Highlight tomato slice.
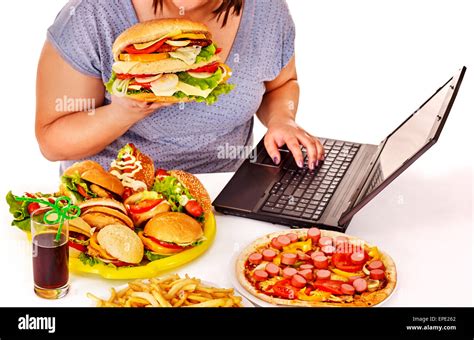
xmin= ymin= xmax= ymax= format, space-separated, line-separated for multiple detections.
xmin=27 ymin=203 xmax=40 ymax=215
xmin=128 ymin=199 xmax=163 ymax=214
xmin=124 ymin=38 xmax=169 ymax=54
xmin=314 ymin=280 xmax=344 ymax=295
xmin=155 ymin=168 xmax=169 ymax=178
xmin=185 ymin=200 xmax=203 ymax=217
xmin=117 ymin=73 xmax=153 ymax=80
xmin=215 ymin=47 xmax=222 ymax=54
xmin=68 ymin=241 xmax=86 ymax=253
xmin=76 ymin=185 xmax=91 ymax=199
xmin=272 ymin=279 xmax=297 ymax=299
xmin=129 ymin=81 xmax=152 ymax=89
xmin=190 ymin=62 xmax=219 ymax=73
xmin=332 ymin=252 xmax=364 ymax=272
xmin=148 ymin=236 xmax=184 ymax=250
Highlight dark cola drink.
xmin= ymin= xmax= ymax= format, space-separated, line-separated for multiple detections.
xmin=32 ymin=232 xmax=69 ymax=292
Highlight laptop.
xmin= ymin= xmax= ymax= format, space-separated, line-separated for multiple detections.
xmin=213 ymin=66 xmax=466 ymax=232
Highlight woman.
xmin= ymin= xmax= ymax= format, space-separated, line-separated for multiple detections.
xmin=36 ymin=0 xmax=324 ymax=173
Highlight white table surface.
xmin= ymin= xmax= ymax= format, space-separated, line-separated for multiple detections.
xmin=0 ymin=169 xmax=472 ymax=307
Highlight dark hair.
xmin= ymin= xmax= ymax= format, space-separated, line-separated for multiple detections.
xmin=152 ymin=0 xmax=242 ymax=27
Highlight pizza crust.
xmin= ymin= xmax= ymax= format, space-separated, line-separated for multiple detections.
xmin=236 ymin=229 xmax=397 ymax=307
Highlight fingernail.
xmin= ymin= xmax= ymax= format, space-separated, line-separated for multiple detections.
xmin=297 ymin=160 xmax=303 ymax=168
xmin=273 ymin=157 xmax=280 ymax=165
xmin=321 ymin=155 xmax=325 ymax=161
xmin=315 ymin=160 xmax=319 ymax=167
xmin=309 ymin=162 xmax=314 ymax=170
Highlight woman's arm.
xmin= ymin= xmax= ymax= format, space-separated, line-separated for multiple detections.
xmin=256 ymin=56 xmax=324 ymax=170
xmin=36 ymin=41 xmax=169 ymax=161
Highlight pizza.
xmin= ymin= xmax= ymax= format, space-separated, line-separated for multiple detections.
xmin=236 ymin=228 xmax=396 ymax=307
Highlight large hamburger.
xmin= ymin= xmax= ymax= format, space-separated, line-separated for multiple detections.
xmin=105 ymin=18 xmax=234 ymax=105
xmin=60 ymin=161 xmax=124 ymax=203
xmin=139 ymin=212 xmax=205 ymax=261
xmin=87 ymin=224 xmax=144 ymax=267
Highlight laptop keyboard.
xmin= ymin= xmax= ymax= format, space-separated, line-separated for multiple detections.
xmin=260 ymin=139 xmax=361 ymax=221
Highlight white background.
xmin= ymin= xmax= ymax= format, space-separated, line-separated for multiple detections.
xmin=0 ymin=0 xmax=472 ymax=306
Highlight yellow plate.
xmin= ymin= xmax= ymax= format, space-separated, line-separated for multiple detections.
xmin=69 ymin=213 xmax=216 ymax=279
xmin=27 ymin=213 xmax=216 ymax=280
xmin=26 ymin=213 xmax=216 ymax=280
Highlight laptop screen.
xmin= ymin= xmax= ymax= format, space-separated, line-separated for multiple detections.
xmin=349 ymin=68 xmax=465 ymax=214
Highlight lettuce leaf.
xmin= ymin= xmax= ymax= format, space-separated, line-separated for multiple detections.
xmin=105 ymin=71 xmax=117 ymax=94
xmin=79 ymin=252 xmax=99 ymax=266
xmin=5 ymin=191 xmax=31 ymax=232
xmin=153 ymin=176 xmax=192 ymax=213
xmin=173 ymin=83 xmax=235 ymax=105
xmin=145 ymin=250 xmax=169 ymax=262
xmin=195 ymin=44 xmax=217 ymax=64
xmin=61 ymin=174 xmax=96 ymax=200
xmin=177 ymin=68 xmax=222 ymax=90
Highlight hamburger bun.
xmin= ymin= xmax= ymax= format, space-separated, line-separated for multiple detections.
xmin=78 ymin=198 xmax=127 ymax=214
xmin=63 ymin=160 xmax=124 ymax=196
xmin=168 ymin=170 xmax=212 ymax=218
xmin=125 ymin=92 xmax=191 ymax=103
xmin=144 ymin=212 xmax=204 ymax=245
xmin=97 ymin=224 xmax=144 ymax=264
xmin=69 ymin=216 xmax=92 ymax=236
xmin=81 ymin=206 xmax=134 ymax=230
xmin=112 ymin=18 xmax=211 ymax=61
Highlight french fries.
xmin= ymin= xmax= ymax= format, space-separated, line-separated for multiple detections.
xmin=87 ymin=274 xmax=243 ymax=308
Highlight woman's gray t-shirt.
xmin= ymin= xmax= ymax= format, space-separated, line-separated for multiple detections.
xmin=48 ymin=0 xmax=295 ymax=173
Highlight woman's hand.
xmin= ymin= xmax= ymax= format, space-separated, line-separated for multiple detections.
xmin=110 ymin=95 xmax=174 ymax=123
xmin=264 ymin=117 xmax=325 ymax=170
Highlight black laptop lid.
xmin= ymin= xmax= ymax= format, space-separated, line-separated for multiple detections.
xmin=339 ymin=66 xmax=466 ymax=225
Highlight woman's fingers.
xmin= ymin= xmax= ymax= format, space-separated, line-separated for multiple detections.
xmin=316 ymin=138 xmax=325 ymax=160
xmin=286 ymin=137 xmax=304 ymax=168
xmin=264 ymin=134 xmax=281 ymax=165
xmin=298 ymin=133 xmax=318 ymax=170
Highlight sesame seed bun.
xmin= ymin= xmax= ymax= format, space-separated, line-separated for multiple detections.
xmin=97 ymin=224 xmax=144 ymax=264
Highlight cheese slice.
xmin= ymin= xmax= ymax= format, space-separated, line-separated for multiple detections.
xmin=175 ymin=82 xmax=214 ymax=98
xmin=132 ymin=30 xmax=182 ymax=50
xmin=112 ymin=61 xmax=139 ymax=74
xmin=150 ymin=87 xmax=178 ymax=97
xmin=128 ymin=85 xmax=143 ymax=90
